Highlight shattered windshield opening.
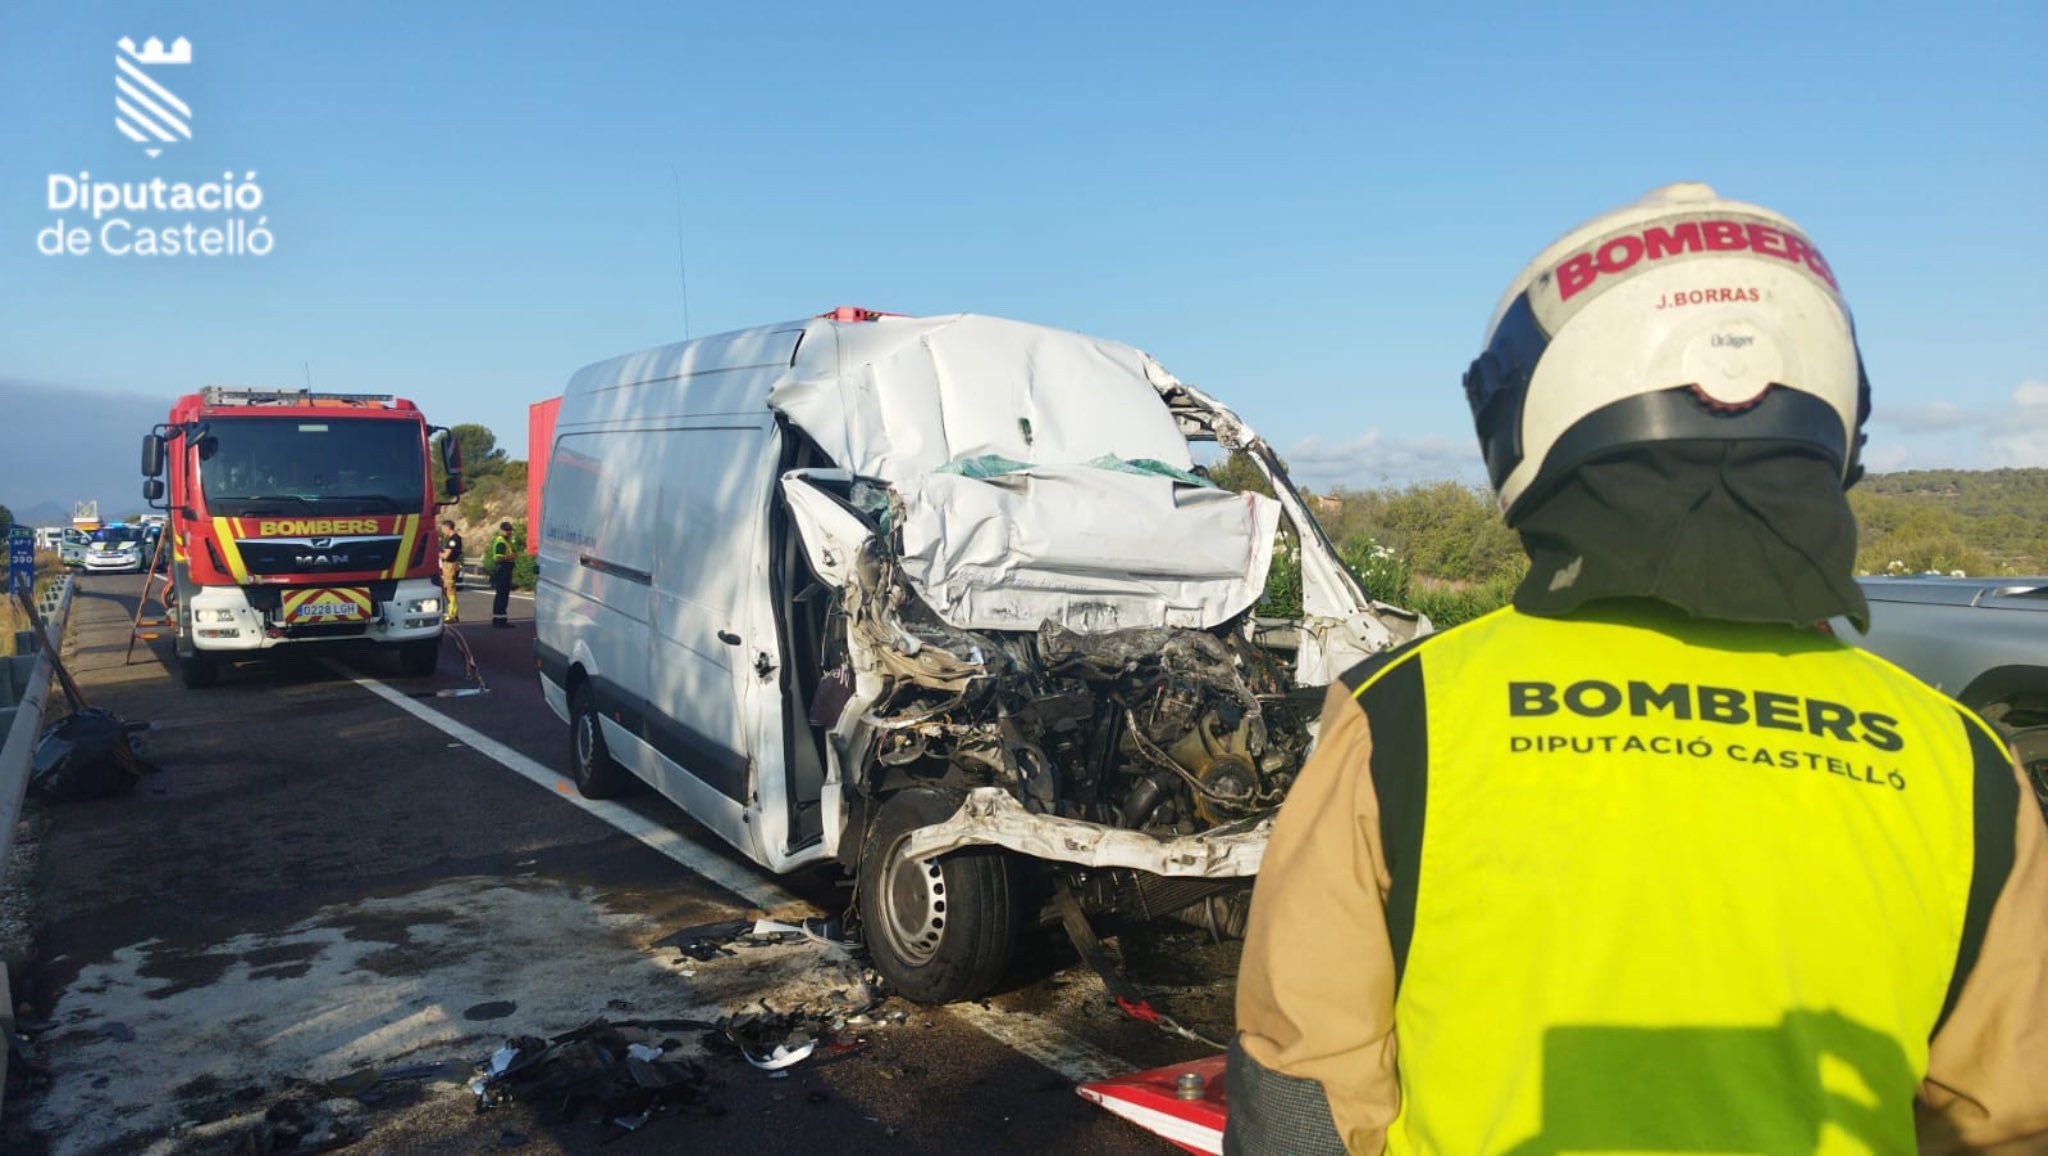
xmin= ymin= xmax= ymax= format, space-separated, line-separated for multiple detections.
xmin=197 ymin=416 xmax=425 ymax=517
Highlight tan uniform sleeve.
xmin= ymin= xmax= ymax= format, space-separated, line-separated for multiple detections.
xmin=1234 ymin=681 xmax=1400 ymax=1152
xmin=1916 ymin=761 xmax=2048 ymax=1154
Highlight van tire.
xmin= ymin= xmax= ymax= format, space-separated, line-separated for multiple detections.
xmin=858 ymin=788 xmax=1017 ymax=1004
xmin=569 ymin=683 xmax=636 ymax=799
xmin=180 ymin=655 xmax=218 ymax=689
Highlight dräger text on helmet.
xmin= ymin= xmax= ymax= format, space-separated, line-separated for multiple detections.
xmin=36 ymin=170 xmax=274 ymax=257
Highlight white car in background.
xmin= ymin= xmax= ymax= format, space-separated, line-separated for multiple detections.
xmin=82 ymin=527 xmax=146 ymax=574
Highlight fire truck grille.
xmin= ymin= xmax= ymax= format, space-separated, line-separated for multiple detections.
xmin=236 ymin=537 xmax=403 ymax=575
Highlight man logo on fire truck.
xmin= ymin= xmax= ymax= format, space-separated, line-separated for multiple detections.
xmin=141 ymin=387 xmax=465 ymax=688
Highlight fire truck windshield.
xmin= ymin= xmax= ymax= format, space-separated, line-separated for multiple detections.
xmin=197 ymin=417 xmax=425 ymax=517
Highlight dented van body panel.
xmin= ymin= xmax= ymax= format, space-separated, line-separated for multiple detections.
xmin=535 ymin=311 xmax=1428 ymax=993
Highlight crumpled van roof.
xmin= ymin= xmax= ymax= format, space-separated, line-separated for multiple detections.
xmin=564 ymin=312 xmax=1196 ymax=483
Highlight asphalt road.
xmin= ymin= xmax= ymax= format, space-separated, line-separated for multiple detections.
xmin=3 ymin=574 xmax=1234 ymax=1154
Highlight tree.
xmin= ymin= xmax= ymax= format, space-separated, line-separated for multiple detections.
xmin=432 ymin=423 xmax=510 ymax=493
xmin=0 ymin=502 xmax=12 ymax=533
xmin=1207 ymin=450 xmax=1276 ymax=497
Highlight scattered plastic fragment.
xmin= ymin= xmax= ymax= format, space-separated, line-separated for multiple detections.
xmin=742 ymin=1040 xmax=816 ymax=1072
xmin=655 ymin=918 xmax=753 ymax=960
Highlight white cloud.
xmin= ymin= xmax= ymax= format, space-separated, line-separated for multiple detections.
xmin=1873 ymin=399 xmax=1976 ymax=431
xmin=1282 ymin=429 xmax=1484 ymax=491
xmin=1863 ymin=379 xmax=2048 ymax=469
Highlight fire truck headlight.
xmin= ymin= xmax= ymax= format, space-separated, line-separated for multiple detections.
xmin=203 ymin=609 xmax=237 ymax=623
xmin=409 ymin=598 xmax=442 ymax=615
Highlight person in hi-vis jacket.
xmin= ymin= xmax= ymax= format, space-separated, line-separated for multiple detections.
xmin=1226 ymin=184 xmax=2048 ymax=1155
xmin=488 ymin=520 xmax=515 ymax=629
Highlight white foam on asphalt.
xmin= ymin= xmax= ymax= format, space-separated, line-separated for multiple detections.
xmin=328 ymin=661 xmax=1147 ymax=1089
xmin=35 ymin=875 xmax=872 ymax=1155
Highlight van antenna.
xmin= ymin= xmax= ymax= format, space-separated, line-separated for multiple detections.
xmin=670 ymin=165 xmax=693 ymax=341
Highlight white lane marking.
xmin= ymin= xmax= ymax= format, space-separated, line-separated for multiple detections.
xmin=326 ymin=659 xmax=1149 ymax=1086
xmin=946 ymin=1001 xmax=1132 ymax=1085
xmin=320 ymin=659 xmax=799 ymax=912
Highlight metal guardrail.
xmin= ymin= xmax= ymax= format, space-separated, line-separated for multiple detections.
xmin=0 ymin=574 xmax=75 ymax=1102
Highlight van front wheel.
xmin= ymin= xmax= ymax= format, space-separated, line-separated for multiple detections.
xmin=569 ymin=683 xmax=637 ymax=799
xmin=858 ymin=789 xmax=1017 ymax=1003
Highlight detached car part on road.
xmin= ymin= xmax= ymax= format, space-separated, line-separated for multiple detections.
xmin=1834 ymin=575 xmax=2048 ymax=813
xmin=534 ymin=309 xmax=1427 ymax=1001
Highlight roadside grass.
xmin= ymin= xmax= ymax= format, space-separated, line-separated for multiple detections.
xmin=0 ymin=597 xmax=21 ymax=657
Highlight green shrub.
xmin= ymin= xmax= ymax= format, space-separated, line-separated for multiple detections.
xmin=1256 ymin=537 xmax=1302 ymax=619
xmin=1405 ymin=566 xmax=1524 ymax=629
xmin=1340 ymin=537 xmax=1411 ymax=605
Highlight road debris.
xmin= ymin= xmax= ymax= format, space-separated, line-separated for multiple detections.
xmin=29 ymin=709 xmax=158 ymax=801
xmin=468 ymin=1016 xmax=719 ymax=1133
xmin=1078 ymin=1053 xmax=1229 ymax=1155
xmin=654 ymin=916 xmax=851 ymax=962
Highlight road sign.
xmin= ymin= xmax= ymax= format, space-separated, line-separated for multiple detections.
xmin=8 ymin=526 xmax=33 ymax=597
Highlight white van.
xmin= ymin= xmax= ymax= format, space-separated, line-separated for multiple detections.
xmin=536 ymin=309 xmax=1426 ymax=1001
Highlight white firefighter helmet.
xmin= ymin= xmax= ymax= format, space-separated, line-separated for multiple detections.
xmin=1465 ymin=182 xmax=1870 ymax=522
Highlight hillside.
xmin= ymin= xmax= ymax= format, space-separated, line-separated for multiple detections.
xmin=1259 ymin=463 xmax=2048 ymax=626
xmin=1850 ymin=468 xmax=2048 ymax=576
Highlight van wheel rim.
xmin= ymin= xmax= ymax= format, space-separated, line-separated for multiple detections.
xmin=575 ymin=712 xmax=596 ymax=773
xmin=875 ymin=835 xmax=946 ymax=966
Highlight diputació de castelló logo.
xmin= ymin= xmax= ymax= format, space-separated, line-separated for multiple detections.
xmin=37 ymin=35 xmax=275 ymax=258
xmin=115 ymin=36 xmax=192 ymax=158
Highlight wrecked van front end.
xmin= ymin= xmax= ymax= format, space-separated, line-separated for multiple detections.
xmin=769 ymin=314 xmax=1428 ymax=999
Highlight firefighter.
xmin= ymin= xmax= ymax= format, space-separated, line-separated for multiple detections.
xmin=439 ymin=518 xmax=464 ymax=623
xmin=489 ymin=520 xmax=515 ymax=629
xmin=1227 ymin=184 xmax=2048 ymax=1154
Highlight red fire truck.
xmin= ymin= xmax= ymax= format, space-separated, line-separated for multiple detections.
xmin=140 ymin=387 xmax=463 ymax=688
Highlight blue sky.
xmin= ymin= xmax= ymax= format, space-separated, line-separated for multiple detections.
xmin=2 ymin=2 xmax=2043 ymax=517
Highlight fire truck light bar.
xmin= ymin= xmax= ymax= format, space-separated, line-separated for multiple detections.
xmin=198 ymin=387 xmax=398 ymax=407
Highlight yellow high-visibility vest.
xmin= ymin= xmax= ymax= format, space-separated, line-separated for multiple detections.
xmin=1343 ymin=604 xmax=2016 ymax=1154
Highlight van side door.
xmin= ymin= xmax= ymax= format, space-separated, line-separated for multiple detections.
xmin=646 ymin=417 xmax=781 ymax=857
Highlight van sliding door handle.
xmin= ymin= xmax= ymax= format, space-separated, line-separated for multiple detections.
xmin=716 ymin=630 xmax=741 ymax=645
